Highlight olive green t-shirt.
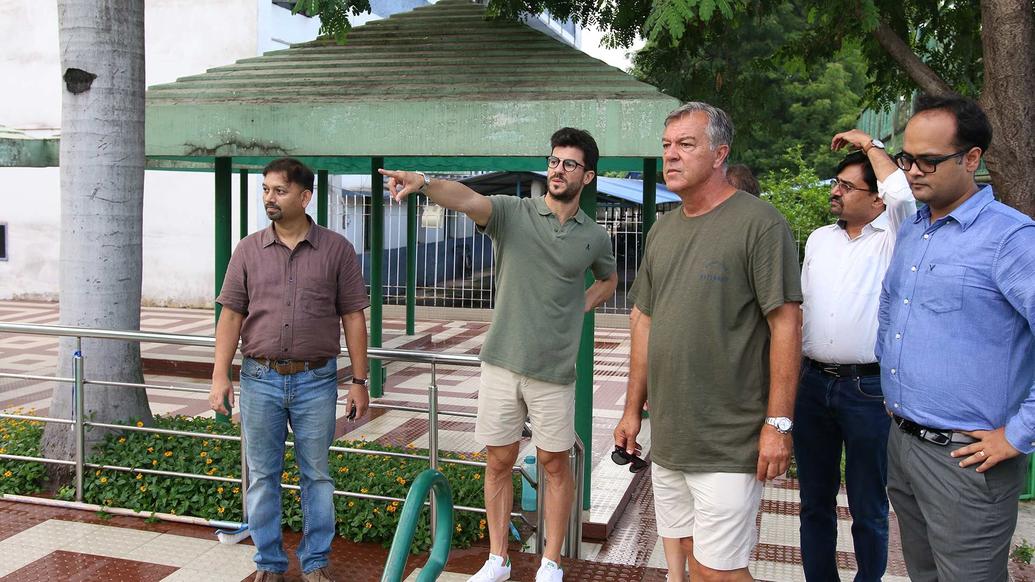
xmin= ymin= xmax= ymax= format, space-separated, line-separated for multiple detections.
xmin=479 ymin=195 xmax=616 ymax=384
xmin=629 ymin=191 xmax=802 ymax=473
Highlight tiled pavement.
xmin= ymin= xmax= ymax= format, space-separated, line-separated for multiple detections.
xmin=0 ymin=299 xmax=1029 ymax=580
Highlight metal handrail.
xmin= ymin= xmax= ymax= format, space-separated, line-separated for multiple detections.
xmin=0 ymin=321 xmax=583 ymax=555
xmin=380 ymin=469 xmax=454 ymax=582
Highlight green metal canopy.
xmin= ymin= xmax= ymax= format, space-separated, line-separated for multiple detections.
xmin=145 ymin=0 xmax=679 ymax=166
xmin=0 ymin=125 xmax=59 ymax=168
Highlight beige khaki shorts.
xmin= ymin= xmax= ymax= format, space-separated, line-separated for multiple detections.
xmin=474 ymin=362 xmax=576 ymax=452
xmin=651 ymin=463 xmax=764 ymax=571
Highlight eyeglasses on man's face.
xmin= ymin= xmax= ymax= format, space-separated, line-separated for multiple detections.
xmin=546 ymin=156 xmax=586 ymax=173
xmin=831 ymin=178 xmax=874 ymax=195
xmin=894 ymin=150 xmax=969 ymax=174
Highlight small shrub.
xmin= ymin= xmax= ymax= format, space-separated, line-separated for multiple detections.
xmin=1013 ymin=539 xmax=1035 ymax=565
xmin=0 ymin=412 xmax=46 ymax=494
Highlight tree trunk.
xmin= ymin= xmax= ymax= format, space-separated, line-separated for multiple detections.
xmin=979 ymin=0 xmax=1035 ymax=217
xmin=41 ymin=0 xmax=153 ymax=487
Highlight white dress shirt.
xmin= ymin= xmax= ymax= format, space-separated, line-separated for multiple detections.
xmin=801 ymin=170 xmax=917 ymax=364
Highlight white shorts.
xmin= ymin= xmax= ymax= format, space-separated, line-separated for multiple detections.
xmin=651 ymin=464 xmax=763 ymax=571
xmin=474 ymin=362 xmax=576 ymax=453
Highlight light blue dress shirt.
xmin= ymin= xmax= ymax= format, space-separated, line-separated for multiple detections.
xmin=877 ymin=186 xmax=1035 ymax=452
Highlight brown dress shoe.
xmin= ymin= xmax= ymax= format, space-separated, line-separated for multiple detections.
xmin=254 ymin=571 xmax=286 ymax=582
xmin=301 ymin=567 xmax=335 ymax=582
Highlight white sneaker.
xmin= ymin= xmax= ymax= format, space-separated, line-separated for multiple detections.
xmin=535 ymin=558 xmax=563 ymax=582
xmin=468 ymin=554 xmax=511 ymax=582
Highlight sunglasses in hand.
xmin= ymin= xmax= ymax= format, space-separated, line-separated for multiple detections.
xmin=611 ymin=446 xmax=649 ymax=473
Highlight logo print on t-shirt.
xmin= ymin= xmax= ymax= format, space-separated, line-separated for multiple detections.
xmin=699 ymin=259 xmax=730 ymax=283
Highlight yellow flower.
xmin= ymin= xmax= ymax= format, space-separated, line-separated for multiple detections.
xmin=387 ymin=505 xmax=397 ymax=513
xmin=136 ymin=421 xmax=144 ymax=427
xmin=373 ymin=508 xmax=379 ymax=514
xmin=117 ymin=437 xmax=126 ymax=444
xmin=336 ymin=454 xmax=343 ymax=459
xmin=217 ymin=487 xmax=224 ymax=494
xmin=147 ymin=447 xmax=154 ymax=453
xmin=95 ymin=470 xmax=101 ymax=476
xmin=105 ymin=498 xmax=113 ymax=506
xmin=202 ymin=440 xmax=209 ymax=447
xmin=367 ymin=472 xmax=375 ymax=478
xmin=136 ymin=474 xmax=143 ymax=480
xmin=392 ymin=501 xmax=400 ymax=507
xmin=2 ymin=471 xmax=11 ymax=478
xmin=207 ymin=468 xmax=218 ymax=475
xmin=364 ymin=522 xmax=372 ymax=529
xmin=199 ymin=451 xmax=207 ymax=458
xmin=151 ymin=460 xmax=158 ymax=466
xmin=282 ymin=471 xmax=290 ymax=480
xmin=217 ymin=506 xmax=225 ymax=514
xmin=206 ymin=458 xmax=213 ymax=465
xmin=348 ymin=501 xmax=355 ymax=508
xmin=338 ymin=467 xmax=348 ymax=473
xmin=232 ymin=487 xmax=240 ymax=494
xmin=455 ymin=524 xmax=462 ymax=533
xmin=139 ymin=485 xmax=147 ymax=493
xmin=479 ymin=532 xmax=485 ymax=539
xmin=473 ymin=473 xmax=481 ymax=480
xmin=100 ymin=477 xmax=108 ymax=484
xmin=360 ymin=488 xmax=369 ymax=494
xmin=163 ymin=451 xmax=173 ymax=457
xmin=396 ymin=477 xmax=406 ymax=486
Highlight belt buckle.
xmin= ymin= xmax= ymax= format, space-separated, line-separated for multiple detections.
xmin=821 ymin=364 xmax=840 ymax=377
xmin=920 ymin=428 xmax=951 ymax=446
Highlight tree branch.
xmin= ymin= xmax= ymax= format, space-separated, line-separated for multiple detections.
xmin=871 ymin=20 xmax=954 ymax=96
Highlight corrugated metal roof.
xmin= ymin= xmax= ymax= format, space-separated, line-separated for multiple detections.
xmin=145 ymin=0 xmax=678 ymax=160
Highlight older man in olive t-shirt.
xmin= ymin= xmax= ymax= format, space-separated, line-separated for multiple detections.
xmin=615 ymin=103 xmax=802 ymax=582
xmin=379 ymin=127 xmax=617 ymax=582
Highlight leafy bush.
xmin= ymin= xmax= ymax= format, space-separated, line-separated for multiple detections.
xmin=760 ymin=147 xmax=834 ymax=261
xmin=0 ymin=412 xmax=45 ymax=494
xmin=76 ymin=415 xmax=510 ymax=552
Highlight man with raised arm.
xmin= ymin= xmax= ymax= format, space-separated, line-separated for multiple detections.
xmin=379 ymin=127 xmax=617 ymax=582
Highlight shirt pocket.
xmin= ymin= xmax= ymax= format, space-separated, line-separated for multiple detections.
xmin=918 ymin=264 xmax=966 ymax=313
xmin=300 ymin=286 xmax=337 ymax=318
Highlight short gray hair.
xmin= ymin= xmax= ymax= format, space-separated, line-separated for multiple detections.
xmin=664 ymin=102 xmax=734 ymax=151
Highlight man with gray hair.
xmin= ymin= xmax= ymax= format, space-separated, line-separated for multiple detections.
xmin=614 ymin=102 xmax=802 ymax=582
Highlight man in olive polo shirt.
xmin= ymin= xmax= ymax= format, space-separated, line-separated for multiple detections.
xmin=379 ymin=128 xmax=617 ymax=582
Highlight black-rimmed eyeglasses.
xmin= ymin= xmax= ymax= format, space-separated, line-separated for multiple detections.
xmin=546 ymin=156 xmax=586 ymax=172
xmin=611 ymin=446 xmax=649 ymax=473
xmin=894 ymin=150 xmax=969 ymax=174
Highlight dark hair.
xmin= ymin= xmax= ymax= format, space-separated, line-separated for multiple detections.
xmin=835 ymin=151 xmax=877 ymax=192
xmin=726 ymin=164 xmax=760 ymax=195
xmin=550 ymin=127 xmax=599 ymax=172
xmin=263 ymin=157 xmax=315 ymax=192
xmin=914 ymin=94 xmax=992 ymax=153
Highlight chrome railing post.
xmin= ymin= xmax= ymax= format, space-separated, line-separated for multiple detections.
xmin=563 ymin=436 xmax=585 ymax=560
xmin=428 ymin=362 xmax=439 ymax=540
xmin=535 ymin=454 xmax=546 ymax=556
xmin=73 ymin=337 xmax=85 ymax=502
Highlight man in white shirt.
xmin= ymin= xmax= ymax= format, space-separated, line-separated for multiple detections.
xmin=793 ymin=130 xmax=916 ymax=581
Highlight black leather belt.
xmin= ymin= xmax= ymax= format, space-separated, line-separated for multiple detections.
xmin=805 ymin=357 xmax=880 ymax=378
xmin=253 ymin=358 xmax=328 ymax=375
xmin=893 ymin=414 xmax=978 ymax=446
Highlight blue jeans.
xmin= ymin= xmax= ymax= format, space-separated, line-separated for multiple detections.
xmin=240 ymin=357 xmax=338 ymax=574
xmin=792 ymin=365 xmax=890 ymax=582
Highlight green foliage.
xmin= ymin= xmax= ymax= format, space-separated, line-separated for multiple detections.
xmin=1013 ymin=538 xmax=1035 ymax=565
xmin=70 ymin=416 xmax=510 ymax=552
xmin=632 ymin=5 xmax=869 ymax=178
xmin=290 ymin=0 xmax=372 ymax=44
xmin=758 ymin=147 xmax=833 ymax=259
xmin=0 ymin=413 xmax=45 ymax=495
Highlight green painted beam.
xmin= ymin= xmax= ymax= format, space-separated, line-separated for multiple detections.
xmin=317 ymin=169 xmax=328 ymax=227
xmin=146 ymin=156 xmax=662 ymax=174
xmin=0 ymin=135 xmax=59 ymax=167
xmin=370 ymin=157 xmax=385 ymax=398
xmin=239 ymin=169 xmax=249 ymax=240
xmin=576 ymin=178 xmax=598 ymax=509
xmin=214 ymin=156 xmax=233 ymax=424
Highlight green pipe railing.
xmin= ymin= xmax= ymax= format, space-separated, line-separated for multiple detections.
xmin=381 ymin=469 xmax=455 ymax=582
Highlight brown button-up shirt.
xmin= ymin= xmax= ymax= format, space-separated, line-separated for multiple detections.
xmin=216 ymin=218 xmax=369 ymax=360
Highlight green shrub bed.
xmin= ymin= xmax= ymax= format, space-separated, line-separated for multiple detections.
xmin=70 ymin=415 xmax=510 ymax=551
xmin=0 ymin=411 xmax=45 ymax=495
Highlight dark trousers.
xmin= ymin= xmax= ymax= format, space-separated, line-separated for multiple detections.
xmin=888 ymin=424 xmax=1027 ymax=582
xmin=792 ymin=366 xmax=890 ymax=582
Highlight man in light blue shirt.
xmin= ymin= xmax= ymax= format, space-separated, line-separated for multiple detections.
xmin=878 ymin=94 xmax=1035 ymax=581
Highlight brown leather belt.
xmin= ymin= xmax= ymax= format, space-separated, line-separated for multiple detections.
xmin=253 ymin=358 xmax=328 ymax=375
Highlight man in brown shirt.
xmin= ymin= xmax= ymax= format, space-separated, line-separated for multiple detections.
xmin=208 ymin=158 xmax=369 ymax=582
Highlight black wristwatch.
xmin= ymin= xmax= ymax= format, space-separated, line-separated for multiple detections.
xmin=350 ymin=377 xmax=368 ymax=387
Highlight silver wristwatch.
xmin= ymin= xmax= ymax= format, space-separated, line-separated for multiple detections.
xmin=415 ymin=171 xmax=431 ymax=193
xmin=766 ymin=416 xmax=794 ymax=434
xmin=865 ymin=138 xmax=885 ymax=153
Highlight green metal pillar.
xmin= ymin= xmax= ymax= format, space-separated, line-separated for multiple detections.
xmin=317 ymin=169 xmax=329 ymax=227
xmin=405 ymin=194 xmax=417 ymax=335
xmin=214 ymin=156 xmax=233 ymax=423
xmin=370 ymin=158 xmax=385 ymax=397
xmin=642 ymin=158 xmax=657 ymax=239
xmin=576 ymin=177 xmax=597 ymax=509
xmin=238 ymin=169 xmax=249 ymax=240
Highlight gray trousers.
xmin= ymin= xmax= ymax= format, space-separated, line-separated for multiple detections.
xmin=887 ymin=425 xmax=1027 ymax=581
